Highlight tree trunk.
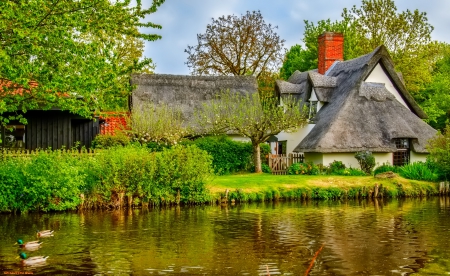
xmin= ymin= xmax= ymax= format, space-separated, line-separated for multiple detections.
xmin=253 ymin=142 xmax=262 ymax=173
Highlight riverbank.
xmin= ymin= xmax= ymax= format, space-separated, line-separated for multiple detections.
xmin=208 ymin=173 xmax=440 ymax=202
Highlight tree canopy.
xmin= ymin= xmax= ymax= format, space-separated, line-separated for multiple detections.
xmin=0 ymin=0 xmax=165 ymax=126
xmin=419 ymin=44 xmax=450 ymax=130
xmin=195 ymin=90 xmax=307 ymax=173
xmin=185 ymin=11 xmax=285 ymax=79
xmin=280 ymin=0 xmax=439 ymax=96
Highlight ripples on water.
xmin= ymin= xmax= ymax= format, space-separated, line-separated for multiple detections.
xmin=0 ymin=197 xmax=449 ymax=275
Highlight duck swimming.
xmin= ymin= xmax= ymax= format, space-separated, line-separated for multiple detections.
xmin=16 ymin=239 xmax=43 ymax=250
xmin=36 ymin=230 xmax=54 ymax=237
xmin=18 ymin=252 xmax=48 ymax=266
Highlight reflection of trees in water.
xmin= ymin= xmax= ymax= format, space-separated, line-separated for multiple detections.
xmin=1 ymin=199 xmax=449 ymax=274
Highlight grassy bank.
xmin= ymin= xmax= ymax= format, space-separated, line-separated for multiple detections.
xmin=207 ymin=173 xmax=439 ymax=202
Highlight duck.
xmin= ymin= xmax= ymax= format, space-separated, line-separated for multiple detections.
xmin=18 ymin=252 xmax=49 ymax=266
xmin=36 ymin=230 xmax=54 ymax=237
xmin=16 ymin=239 xmax=43 ymax=250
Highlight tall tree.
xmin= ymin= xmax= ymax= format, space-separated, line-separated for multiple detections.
xmin=0 ymin=0 xmax=164 ymax=126
xmin=419 ymin=44 xmax=450 ymax=130
xmin=280 ymin=18 xmax=361 ymax=80
xmin=280 ymin=0 xmax=439 ymax=96
xmin=195 ymin=91 xmax=307 ymax=173
xmin=185 ymin=11 xmax=285 ymax=79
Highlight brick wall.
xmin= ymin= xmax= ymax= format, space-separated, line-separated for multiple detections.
xmin=318 ymin=32 xmax=344 ymax=75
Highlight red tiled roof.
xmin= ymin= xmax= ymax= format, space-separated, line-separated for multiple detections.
xmin=0 ymin=80 xmax=38 ymax=96
xmin=100 ymin=112 xmax=129 ymax=135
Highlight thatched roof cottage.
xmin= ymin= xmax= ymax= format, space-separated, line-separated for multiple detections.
xmin=275 ymin=32 xmax=436 ymax=167
xmin=130 ymin=74 xmax=258 ymax=140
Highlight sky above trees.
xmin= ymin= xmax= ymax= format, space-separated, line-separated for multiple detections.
xmin=144 ymin=0 xmax=450 ymax=75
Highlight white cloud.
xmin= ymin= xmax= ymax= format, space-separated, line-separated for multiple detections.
xmin=144 ymin=0 xmax=450 ymax=75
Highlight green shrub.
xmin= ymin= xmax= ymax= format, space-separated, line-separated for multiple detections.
xmin=399 ymin=162 xmax=439 ymax=182
xmin=328 ymin=160 xmax=346 ymax=175
xmin=91 ymin=132 xmax=130 ymax=149
xmin=427 ymin=125 xmax=450 ymax=179
xmin=155 ymin=145 xmax=213 ymax=204
xmin=346 ymin=168 xmax=367 ymax=176
xmin=373 ymin=163 xmax=401 ymax=175
xmin=354 ymin=151 xmax=375 ymax=174
xmin=287 ymin=162 xmax=319 ymax=175
xmin=261 ymin=163 xmax=272 ymax=173
xmin=188 ymin=136 xmax=269 ymax=174
xmin=0 ymin=144 xmax=214 ymax=212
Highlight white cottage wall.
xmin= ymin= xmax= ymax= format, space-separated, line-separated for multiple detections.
xmin=365 ymin=63 xmax=409 ymax=109
xmin=276 ymin=124 xmax=316 ymax=154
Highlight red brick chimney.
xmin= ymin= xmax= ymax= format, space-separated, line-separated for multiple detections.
xmin=318 ymin=32 xmax=344 ymax=75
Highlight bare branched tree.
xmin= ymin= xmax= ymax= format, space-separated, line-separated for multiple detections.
xmin=185 ymin=11 xmax=285 ymax=79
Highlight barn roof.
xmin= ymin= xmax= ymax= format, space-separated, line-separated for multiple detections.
xmin=131 ymin=74 xmax=258 ymax=122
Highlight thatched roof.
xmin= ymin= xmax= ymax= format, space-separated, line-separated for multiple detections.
xmin=131 ymin=74 xmax=258 ymax=121
xmin=275 ymin=45 xmax=436 ymax=153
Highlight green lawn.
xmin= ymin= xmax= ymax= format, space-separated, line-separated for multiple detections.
xmin=207 ymin=173 xmax=438 ymax=198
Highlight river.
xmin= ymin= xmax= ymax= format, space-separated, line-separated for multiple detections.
xmin=1 ymin=197 xmax=449 ymax=275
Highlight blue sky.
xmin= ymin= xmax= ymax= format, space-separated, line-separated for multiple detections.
xmin=143 ymin=0 xmax=450 ymax=75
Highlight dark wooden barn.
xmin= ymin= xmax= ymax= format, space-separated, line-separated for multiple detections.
xmin=0 ymin=110 xmax=100 ymax=150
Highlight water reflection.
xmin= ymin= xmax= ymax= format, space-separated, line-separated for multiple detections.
xmin=0 ymin=198 xmax=449 ymax=275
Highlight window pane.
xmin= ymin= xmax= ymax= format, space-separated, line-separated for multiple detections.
xmin=3 ymin=125 xmax=26 ymax=149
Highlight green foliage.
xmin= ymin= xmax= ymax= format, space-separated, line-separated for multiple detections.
xmin=373 ymin=163 xmax=401 ymax=175
xmin=154 ymin=145 xmax=213 ymax=204
xmin=427 ymin=125 xmax=450 ymax=179
xmin=261 ymin=163 xmax=272 ymax=174
xmin=399 ymin=162 xmax=439 ymax=182
xmin=0 ymin=150 xmax=84 ymax=212
xmin=328 ymin=160 xmax=346 ymax=174
xmin=281 ymin=18 xmax=360 ymax=78
xmin=419 ymin=45 xmax=450 ymax=131
xmin=0 ymin=144 xmax=214 ymax=212
xmin=281 ymin=0 xmax=439 ymax=96
xmin=91 ymin=132 xmax=130 ymax=149
xmin=354 ymin=151 xmax=376 ymax=174
xmin=0 ymin=0 xmax=165 ymax=124
xmin=189 ymin=136 xmax=252 ymax=174
xmin=280 ymin=44 xmax=311 ymax=80
xmin=287 ymin=162 xmax=319 ymax=175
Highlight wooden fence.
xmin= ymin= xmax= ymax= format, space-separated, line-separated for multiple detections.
xmin=268 ymin=153 xmax=304 ymax=175
xmin=0 ymin=148 xmax=97 ymax=160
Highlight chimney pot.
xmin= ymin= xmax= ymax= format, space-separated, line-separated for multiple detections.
xmin=318 ymin=32 xmax=344 ymax=75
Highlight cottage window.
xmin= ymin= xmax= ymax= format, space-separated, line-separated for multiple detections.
xmin=393 ymin=138 xmax=410 ymax=166
xmin=1 ymin=124 xmax=26 ymax=149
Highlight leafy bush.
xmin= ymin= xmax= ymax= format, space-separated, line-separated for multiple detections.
xmin=154 ymin=145 xmax=213 ymax=204
xmin=188 ymin=136 xmax=269 ymax=174
xmin=287 ymin=162 xmax=319 ymax=175
xmin=354 ymin=151 xmax=376 ymax=174
xmin=399 ymin=162 xmax=439 ymax=181
xmin=261 ymin=163 xmax=272 ymax=173
xmin=91 ymin=132 xmax=130 ymax=149
xmin=328 ymin=160 xmax=346 ymax=175
xmin=373 ymin=163 xmax=400 ymax=175
xmin=427 ymin=125 xmax=450 ymax=179
xmin=0 ymin=144 xmax=214 ymax=212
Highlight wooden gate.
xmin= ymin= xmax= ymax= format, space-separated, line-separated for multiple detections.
xmin=268 ymin=153 xmax=304 ymax=175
